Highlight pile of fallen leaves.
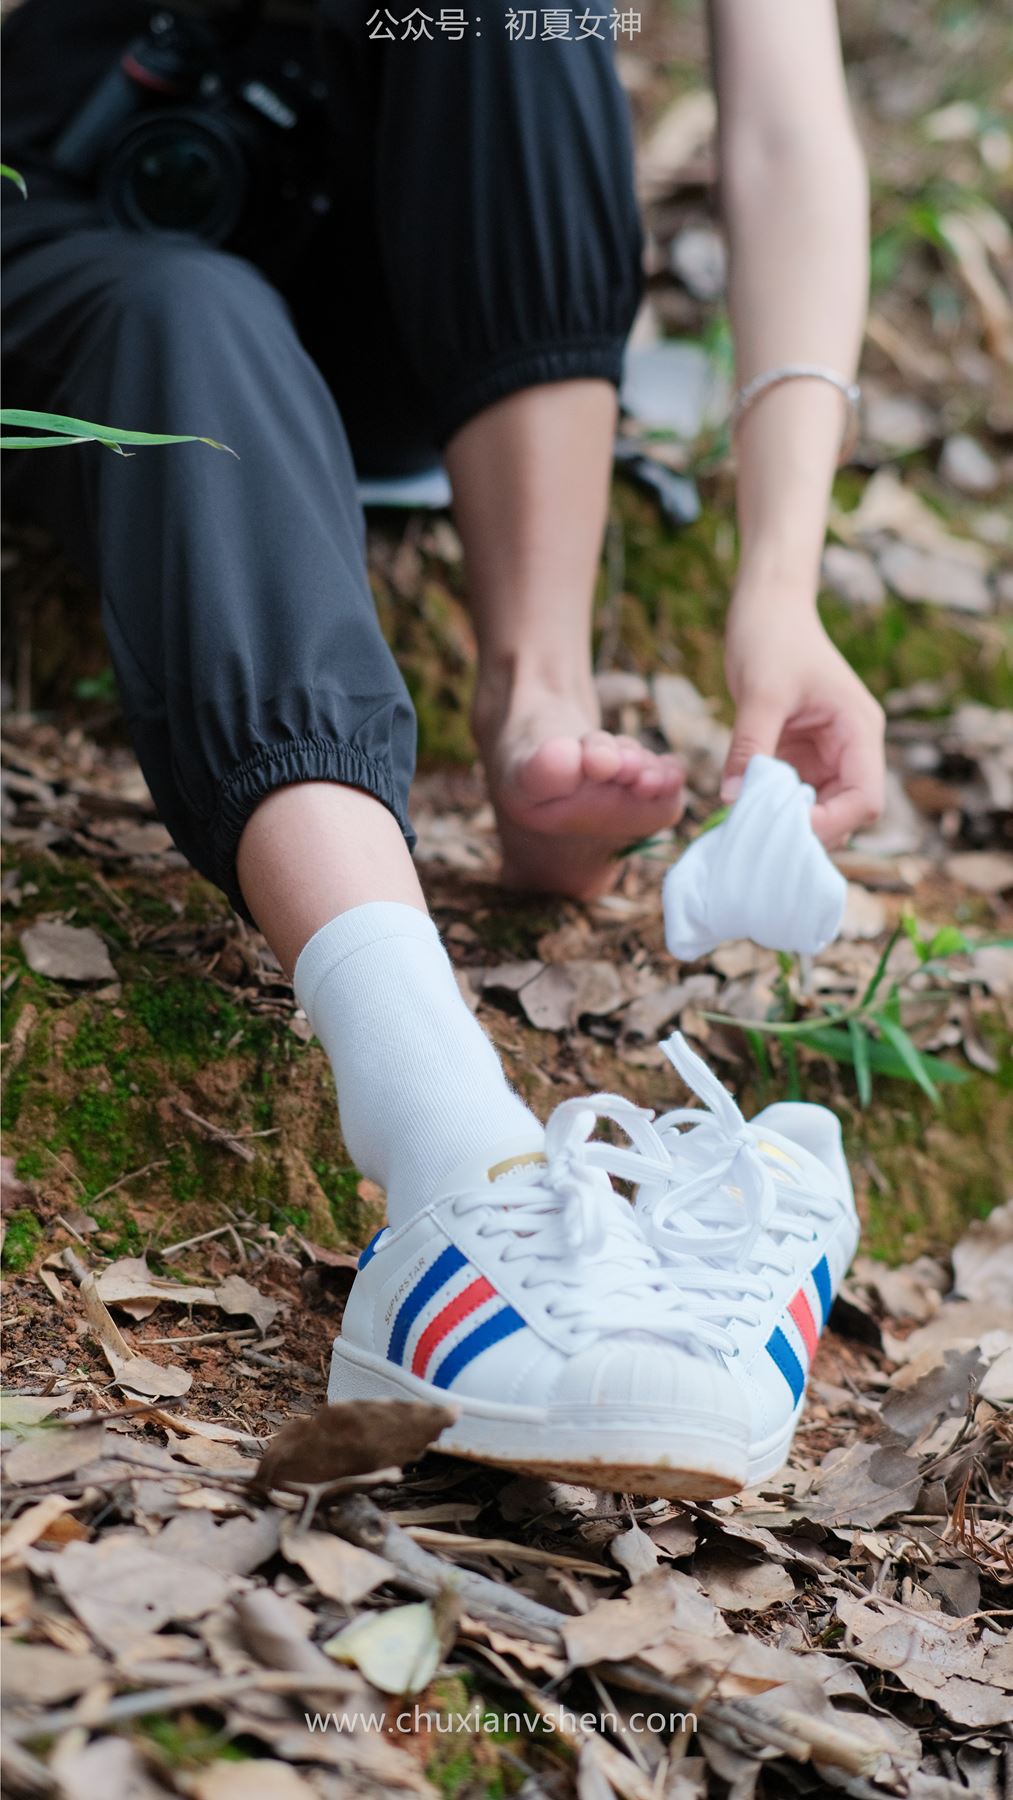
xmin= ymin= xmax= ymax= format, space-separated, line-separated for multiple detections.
xmin=1 ymin=1203 xmax=1011 ymax=1799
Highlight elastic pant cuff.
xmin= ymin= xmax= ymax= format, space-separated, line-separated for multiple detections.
xmin=209 ymin=736 xmax=416 ymax=921
xmin=435 ymin=336 xmax=625 ymax=446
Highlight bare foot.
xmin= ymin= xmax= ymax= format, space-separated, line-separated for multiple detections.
xmin=476 ymin=696 xmax=685 ymax=900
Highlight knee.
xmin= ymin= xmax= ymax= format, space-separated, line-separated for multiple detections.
xmin=102 ymin=238 xmax=283 ymax=340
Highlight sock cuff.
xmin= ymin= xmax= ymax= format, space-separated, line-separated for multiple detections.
xmin=293 ymin=903 xmax=441 ymax=1016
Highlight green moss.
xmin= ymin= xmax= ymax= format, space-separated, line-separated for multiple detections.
xmin=613 ymin=478 xmax=1011 ymax=714
xmin=1 ymin=1004 xmax=53 ymax=1131
xmin=1 ymin=1208 xmax=43 ymax=1273
xmin=311 ymin=1158 xmax=367 ymax=1237
xmin=423 ymin=1677 xmax=518 ymax=1800
xmin=129 ymin=978 xmax=254 ymax=1067
xmin=14 ymin=1150 xmax=46 ymax=1182
xmin=847 ymin=1069 xmax=1013 ymax=1264
xmin=61 ymin=1082 xmax=146 ymax=1190
xmin=137 ymin=1714 xmax=248 ymax=1769
xmin=472 ymin=903 xmax=562 ymax=960
xmin=64 ymin=1007 xmax=153 ymax=1098
xmin=820 ymin=595 xmax=1012 ymax=710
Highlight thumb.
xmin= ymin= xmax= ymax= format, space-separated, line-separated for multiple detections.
xmin=721 ymin=696 xmax=783 ymax=801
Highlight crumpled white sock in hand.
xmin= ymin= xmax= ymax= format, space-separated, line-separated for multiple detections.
xmin=662 ymin=754 xmax=847 ymax=960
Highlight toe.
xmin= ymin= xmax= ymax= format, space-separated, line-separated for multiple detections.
xmin=614 ymin=736 xmax=647 ymax=785
xmin=515 ymin=735 xmax=584 ymax=803
xmin=633 ymin=765 xmax=664 ymax=799
xmin=581 ymin=731 xmax=624 ymax=783
xmin=656 ymin=755 xmax=685 ymax=794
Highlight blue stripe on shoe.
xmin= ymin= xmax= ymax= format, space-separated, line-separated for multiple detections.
xmin=358 ymin=1228 xmax=386 ymax=1271
xmin=812 ymin=1254 xmax=833 ymax=1327
xmin=765 ymin=1325 xmax=805 ymax=1403
xmin=388 ymin=1245 xmax=467 ymax=1366
xmin=430 ymin=1304 xmax=526 ymax=1391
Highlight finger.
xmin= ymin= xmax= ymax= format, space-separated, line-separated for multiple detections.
xmin=810 ymin=785 xmax=872 ymax=847
xmin=721 ymin=696 xmax=784 ymax=802
xmin=811 ymin=729 xmax=885 ymax=848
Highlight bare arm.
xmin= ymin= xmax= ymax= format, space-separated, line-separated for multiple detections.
xmin=710 ymin=0 xmax=884 ymax=842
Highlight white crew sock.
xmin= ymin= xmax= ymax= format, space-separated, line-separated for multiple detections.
xmin=293 ymin=902 xmax=542 ymax=1227
xmin=663 ymin=755 xmax=847 ymax=961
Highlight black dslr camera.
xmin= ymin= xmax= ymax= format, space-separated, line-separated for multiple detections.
xmin=50 ymin=3 xmax=331 ymax=272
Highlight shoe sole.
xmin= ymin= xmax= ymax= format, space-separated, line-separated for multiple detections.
xmin=328 ymin=1339 xmax=747 ymax=1499
xmin=746 ymin=1417 xmax=798 ymax=1487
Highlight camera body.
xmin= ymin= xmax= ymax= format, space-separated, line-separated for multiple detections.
xmin=51 ymin=7 xmax=331 ymax=274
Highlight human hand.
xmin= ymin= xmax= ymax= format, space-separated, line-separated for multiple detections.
xmin=722 ymin=594 xmax=885 ymax=847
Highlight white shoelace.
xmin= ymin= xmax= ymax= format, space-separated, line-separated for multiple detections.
xmin=584 ymin=1034 xmax=840 ymax=1340
xmin=450 ymin=1094 xmax=735 ymax=1353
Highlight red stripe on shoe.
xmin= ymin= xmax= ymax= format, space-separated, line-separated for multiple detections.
xmin=411 ymin=1276 xmax=496 ymax=1378
xmin=787 ymin=1289 xmax=819 ymax=1364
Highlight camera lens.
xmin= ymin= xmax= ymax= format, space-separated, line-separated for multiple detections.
xmin=102 ymin=113 xmax=245 ymax=243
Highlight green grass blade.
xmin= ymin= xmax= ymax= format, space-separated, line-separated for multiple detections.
xmin=876 ymin=1014 xmax=940 ymax=1104
xmin=848 ymin=1018 xmax=873 ymax=1108
xmin=744 ymin=1028 xmax=772 ymax=1082
xmin=0 ymin=435 xmax=101 ymax=449
xmin=859 ymin=923 xmax=903 ymax=1009
xmin=0 ymin=164 xmax=28 ymax=198
xmin=797 ymin=1023 xmax=967 ymax=1086
xmin=783 ymin=1038 xmax=802 ymax=1100
xmin=0 ymin=409 xmax=236 ymax=455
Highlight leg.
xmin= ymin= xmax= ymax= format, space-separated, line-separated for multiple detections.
xmin=447 ymin=385 xmax=685 ymax=900
xmin=2 ymin=215 xmax=539 ymax=1224
xmin=351 ymin=13 xmax=684 ymax=897
xmin=2 ymin=220 xmax=418 ymax=906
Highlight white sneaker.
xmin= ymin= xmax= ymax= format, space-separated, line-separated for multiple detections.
xmin=329 ymin=1094 xmax=749 ymax=1498
xmin=588 ymin=1034 xmax=859 ymax=1485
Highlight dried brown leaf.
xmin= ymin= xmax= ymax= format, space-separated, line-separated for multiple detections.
xmin=80 ymin=1272 xmax=192 ymax=1398
xmin=50 ymin=1529 xmax=235 ymax=1651
xmin=517 ymin=960 xmax=627 ymax=1031
xmin=0 ymin=1640 xmax=107 ymax=1703
xmin=281 ymin=1521 xmax=394 ymax=1604
xmin=836 ymin=1593 xmax=1013 ymax=1727
xmin=693 ymin=1549 xmax=795 ymax=1614
xmin=564 ymin=1568 xmax=725 ymax=1668
xmin=803 ymin=1439 xmax=923 ymax=1528
xmin=193 ymin=1765 xmax=319 ymax=1800
xmin=4 ymin=1420 xmax=107 ymax=1485
xmin=608 ymin=1520 xmax=660 ymax=1581
xmin=49 ymin=1737 xmax=170 ymax=1800
xmin=254 ymin=1398 xmax=454 ymax=1491
xmin=0 ymin=1495 xmax=80 ymax=1567
xmin=952 ymin=1198 xmax=1013 ymax=1305
xmin=215 ymin=1271 xmax=282 ymax=1333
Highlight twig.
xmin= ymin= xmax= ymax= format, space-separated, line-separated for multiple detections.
xmin=241 ymin=1348 xmax=317 ymax=1379
xmin=4 ymin=1668 xmax=367 ymax=1743
xmin=43 ymin=1147 xmax=85 ymax=1192
xmin=54 ymin=1214 xmax=91 ymax=1245
xmin=160 ymin=1223 xmax=235 ymax=1259
xmin=2 ymin=1001 xmax=37 ymax=1087
xmin=59 ymin=1245 xmax=90 ymax=1284
xmin=145 ymin=1327 xmax=259 ymax=1347
xmin=331 ymin=1494 xmax=565 ymax=1646
xmin=88 ymin=1159 xmax=170 ymax=1207
xmin=173 ymin=1102 xmax=256 ymax=1164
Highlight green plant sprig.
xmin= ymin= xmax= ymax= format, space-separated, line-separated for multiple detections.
xmin=704 ymin=915 xmax=1009 ymax=1107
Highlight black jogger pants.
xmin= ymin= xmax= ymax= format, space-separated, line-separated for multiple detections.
xmin=2 ymin=0 xmax=643 ymax=916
